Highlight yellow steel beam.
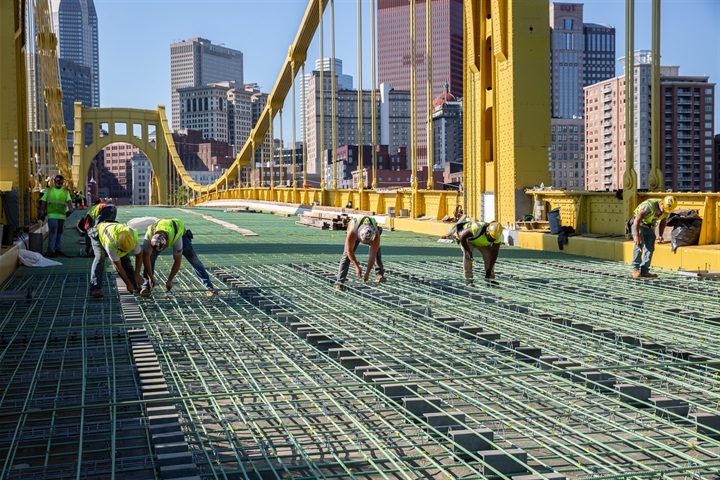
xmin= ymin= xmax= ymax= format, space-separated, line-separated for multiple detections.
xmin=463 ymin=0 xmax=551 ymax=226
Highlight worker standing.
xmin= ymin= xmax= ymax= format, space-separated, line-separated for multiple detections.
xmin=38 ymin=174 xmax=74 ymax=257
xmin=335 ymin=216 xmax=386 ymax=291
xmin=88 ymin=222 xmax=143 ymax=298
xmin=630 ymin=196 xmax=677 ymax=278
xmin=455 ymin=220 xmax=504 ymax=286
xmin=77 ymin=199 xmax=118 ymax=256
xmin=139 ymin=218 xmax=215 ymax=296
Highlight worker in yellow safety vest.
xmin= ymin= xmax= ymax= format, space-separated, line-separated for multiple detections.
xmin=139 ymin=218 xmax=215 ymax=297
xmin=77 ymin=199 xmax=118 ymax=256
xmin=88 ymin=222 xmax=143 ymax=298
xmin=630 ymin=196 xmax=677 ymax=279
xmin=456 ymin=221 xmax=504 ymax=286
xmin=38 ymin=174 xmax=74 ymax=257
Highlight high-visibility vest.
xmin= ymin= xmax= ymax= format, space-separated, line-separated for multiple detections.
xmin=41 ymin=187 xmax=70 ymax=219
xmin=98 ymin=223 xmax=137 ymax=258
xmin=634 ymin=199 xmax=668 ymax=226
xmin=353 ymin=216 xmax=377 ymax=235
xmin=148 ymin=219 xmax=185 ymax=247
xmin=463 ymin=221 xmax=501 ymax=247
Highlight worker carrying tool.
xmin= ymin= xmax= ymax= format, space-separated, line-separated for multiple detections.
xmin=454 ymin=220 xmax=503 ymax=286
xmin=629 ymin=195 xmax=677 ymax=279
xmin=335 ymin=216 xmax=386 ymax=291
xmin=139 ymin=218 xmax=215 ymax=297
xmin=88 ymin=222 xmax=143 ymax=298
xmin=77 ymin=199 xmax=117 ymax=256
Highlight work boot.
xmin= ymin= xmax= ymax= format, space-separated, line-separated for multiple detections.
xmin=45 ymin=251 xmax=56 ymax=258
xmin=375 ymin=275 xmax=387 ymax=283
xmin=335 ymin=283 xmax=345 ymax=292
xmin=632 ymin=270 xmax=641 ymax=279
xmin=89 ymin=290 xmax=104 ymax=298
xmin=640 ymin=272 xmax=658 ymax=278
xmin=206 ymin=288 xmax=216 ymax=297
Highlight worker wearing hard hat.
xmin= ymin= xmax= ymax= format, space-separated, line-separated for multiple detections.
xmin=335 ymin=216 xmax=386 ymax=291
xmin=77 ymin=199 xmax=117 ymax=256
xmin=455 ymin=220 xmax=504 ymax=286
xmin=88 ymin=222 xmax=143 ymax=298
xmin=630 ymin=195 xmax=677 ymax=279
xmin=38 ymin=174 xmax=74 ymax=257
xmin=139 ymin=218 xmax=215 ymax=297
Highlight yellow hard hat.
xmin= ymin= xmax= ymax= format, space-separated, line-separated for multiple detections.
xmin=662 ymin=196 xmax=677 ymax=212
xmin=486 ymin=221 xmax=504 ymax=241
xmin=116 ymin=230 xmax=135 ymax=252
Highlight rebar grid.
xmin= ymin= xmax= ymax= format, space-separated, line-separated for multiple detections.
xmin=127 ymin=258 xmax=720 ymax=479
xmin=0 ymin=273 xmax=155 ymax=480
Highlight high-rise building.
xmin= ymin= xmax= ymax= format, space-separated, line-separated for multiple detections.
xmin=379 ymin=83 xmax=411 ymax=157
xmin=304 ymin=71 xmax=377 ymax=175
xmin=170 ymin=37 xmax=244 ymax=131
xmin=178 ymin=81 xmax=269 ymax=162
xmin=584 ymin=51 xmax=715 ymax=192
xmin=131 ymin=153 xmax=151 ymax=206
xmin=301 ymin=58 xmax=353 ymax=141
xmin=49 ymin=0 xmax=99 ymax=141
xmin=431 ymin=83 xmax=463 ymax=171
xmin=549 ymin=2 xmax=615 ymax=190
xmin=377 ymin=0 xmax=464 ymax=168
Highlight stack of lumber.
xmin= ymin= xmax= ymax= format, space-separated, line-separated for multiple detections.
xmin=296 ymin=211 xmax=350 ymax=230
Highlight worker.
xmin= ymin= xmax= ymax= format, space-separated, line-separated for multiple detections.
xmin=88 ymin=222 xmax=143 ymax=298
xmin=77 ymin=199 xmax=118 ymax=256
xmin=630 ymin=195 xmax=677 ymax=278
xmin=38 ymin=174 xmax=74 ymax=257
xmin=455 ymin=220 xmax=504 ymax=286
xmin=335 ymin=216 xmax=386 ymax=291
xmin=139 ymin=218 xmax=215 ymax=297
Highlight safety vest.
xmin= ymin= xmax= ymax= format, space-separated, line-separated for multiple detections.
xmin=149 ymin=219 xmax=185 ymax=246
xmin=634 ymin=199 xmax=668 ymax=226
xmin=42 ymin=187 xmax=70 ymax=219
xmin=88 ymin=203 xmax=107 ymax=220
xmin=97 ymin=223 xmax=137 ymax=258
xmin=463 ymin=221 xmax=501 ymax=247
xmin=353 ymin=216 xmax=377 ymax=234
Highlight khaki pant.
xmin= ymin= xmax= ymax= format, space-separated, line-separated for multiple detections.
xmin=462 ymin=244 xmax=496 ymax=280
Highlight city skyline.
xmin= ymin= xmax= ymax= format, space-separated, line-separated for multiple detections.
xmin=94 ymin=0 xmax=719 ymax=135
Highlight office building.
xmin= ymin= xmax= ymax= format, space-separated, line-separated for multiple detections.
xmin=131 ymin=153 xmax=151 ymax=206
xmin=549 ymin=2 xmax=616 ymax=189
xmin=584 ymin=51 xmax=715 ymax=192
xmin=432 ymin=83 xmax=463 ymax=171
xmin=170 ymin=37 xmax=244 ymax=131
xmin=377 ymin=0 xmax=464 ymax=168
xmin=49 ymin=0 xmax=99 ymax=143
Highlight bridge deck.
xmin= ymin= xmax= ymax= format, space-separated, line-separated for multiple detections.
xmin=1 ymin=206 xmax=719 ymax=479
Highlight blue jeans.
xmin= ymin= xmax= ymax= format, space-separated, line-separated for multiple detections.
xmin=47 ymin=218 xmax=65 ymax=253
xmin=142 ymin=235 xmax=213 ymax=290
xmin=632 ymin=224 xmax=656 ymax=274
xmin=89 ymin=235 xmax=137 ymax=293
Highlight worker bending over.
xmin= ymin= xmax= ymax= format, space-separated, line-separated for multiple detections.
xmin=78 ymin=199 xmax=117 ymax=256
xmin=630 ymin=195 xmax=677 ymax=278
xmin=455 ymin=220 xmax=503 ymax=286
xmin=139 ymin=218 xmax=215 ymax=297
xmin=88 ymin=222 xmax=142 ymax=298
xmin=336 ymin=216 xmax=386 ymax=291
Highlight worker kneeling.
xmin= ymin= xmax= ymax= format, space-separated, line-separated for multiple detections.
xmin=139 ymin=218 xmax=215 ymax=297
xmin=335 ymin=216 xmax=386 ymax=291
xmin=88 ymin=222 xmax=143 ymax=298
xmin=455 ymin=220 xmax=503 ymax=286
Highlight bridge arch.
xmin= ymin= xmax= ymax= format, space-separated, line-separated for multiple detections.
xmin=71 ymin=103 xmax=197 ymax=204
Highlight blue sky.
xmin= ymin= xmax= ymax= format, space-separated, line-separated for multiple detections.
xmin=95 ymin=0 xmax=720 ymax=133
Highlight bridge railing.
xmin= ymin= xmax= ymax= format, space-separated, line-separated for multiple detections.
xmin=530 ymin=190 xmax=720 ymax=245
